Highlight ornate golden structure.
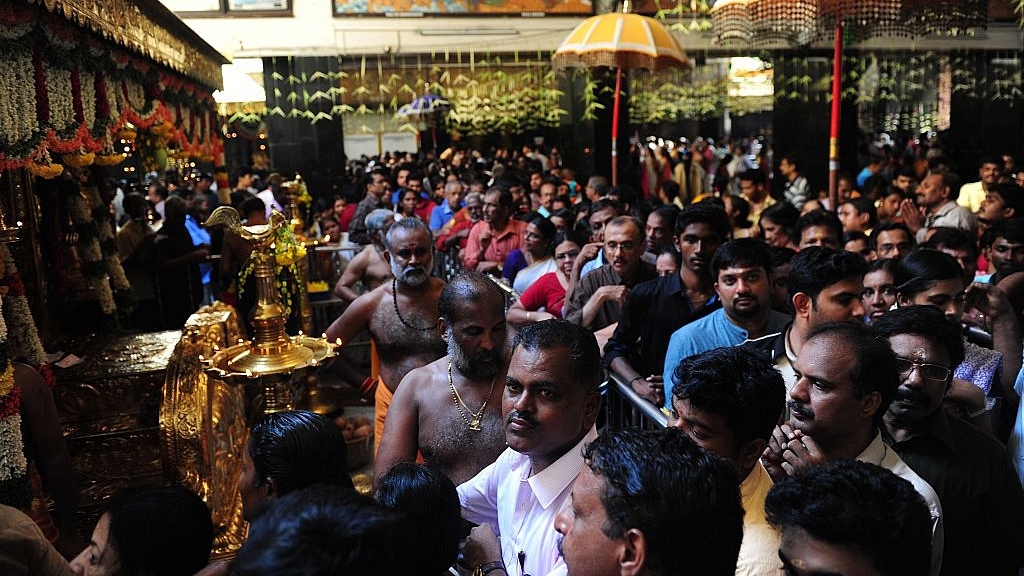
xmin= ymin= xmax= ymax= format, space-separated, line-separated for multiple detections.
xmin=161 ymin=205 xmax=341 ymax=558
xmin=201 ymin=206 xmax=338 ymax=415
xmin=159 ymin=302 xmax=249 ymax=558
xmin=54 ymin=331 xmax=181 ymax=530
xmin=24 ymin=0 xmax=226 ymax=89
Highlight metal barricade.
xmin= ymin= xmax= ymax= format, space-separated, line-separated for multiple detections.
xmin=603 ymin=371 xmax=668 ymax=430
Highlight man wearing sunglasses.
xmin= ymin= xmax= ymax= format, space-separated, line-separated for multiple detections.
xmin=873 ymin=306 xmax=1024 ymax=576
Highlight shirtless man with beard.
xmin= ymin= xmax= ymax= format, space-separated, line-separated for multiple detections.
xmin=334 ymin=208 xmax=394 ymax=302
xmin=374 ymin=272 xmax=509 ymax=485
xmin=326 ymin=218 xmax=446 ymax=451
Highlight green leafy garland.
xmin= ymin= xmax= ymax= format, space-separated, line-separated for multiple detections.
xmin=236 ymin=225 xmax=306 ymax=316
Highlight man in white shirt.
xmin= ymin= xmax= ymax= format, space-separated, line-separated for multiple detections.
xmin=901 ymin=170 xmax=977 ymax=243
xmin=459 ymin=320 xmax=602 ymax=576
xmin=762 ymin=322 xmax=944 ymax=576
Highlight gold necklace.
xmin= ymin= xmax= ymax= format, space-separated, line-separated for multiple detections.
xmin=448 ymin=361 xmax=495 ymax=432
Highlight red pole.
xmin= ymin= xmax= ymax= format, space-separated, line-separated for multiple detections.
xmin=828 ymin=18 xmax=843 ymax=213
xmin=611 ymin=66 xmax=623 ymax=186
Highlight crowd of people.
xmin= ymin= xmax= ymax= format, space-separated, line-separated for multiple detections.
xmin=14 ymin=134 xmax=1024 ymax=576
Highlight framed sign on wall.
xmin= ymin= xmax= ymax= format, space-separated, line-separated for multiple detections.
xmin=331 ymin=0 xmax=592 ymax=17
xmin=162 ymin=0 xmax=291 ymax=15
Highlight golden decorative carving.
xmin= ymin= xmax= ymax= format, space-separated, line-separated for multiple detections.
xmin=160 ymin=302 xmax=250 ymax=559
xmin=70 ymin=431 xmax=163 ymax=503
xmin=202 ymin=207 xmax=338 ymax=415
xmin=23 ymin=0 xmax=227 ymax=90
xmin=54 ymin=331 xmax=180 ymax=438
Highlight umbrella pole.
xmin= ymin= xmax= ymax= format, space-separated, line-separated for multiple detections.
xmin=611 ymin=66 xmax=623 ymax=186
xmin=828 ymin=18 xmax=844 ymax=213
xmin=432 ymin=111 xmax=439 ymax=152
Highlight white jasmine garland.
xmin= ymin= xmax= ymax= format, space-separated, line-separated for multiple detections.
xmin=103 ymin=76 xmax=121 ymax=122
xmin=0 ymin=22 xmax=32 ymax=41
xmin=84 ymin=186 xmax=130 ymax=292
xmin=0 ymin=416 xmax=28 ymax=482
xmin=47 ymin=65 xmax=75 ymax=133
xmin=0 ymin=291 xmax=28 ymax=492
xmin=66 ymin=186 xmax=116 ymax=314
xmin=3 ymin=296 xmax=46 ymax=366
xmin=80 ymin=71 xmax=96 ymax=132
xmin=125 ymin=80 xmax=145 ymax=112
xmin=0 ymin=50 xmax=38 ymax=148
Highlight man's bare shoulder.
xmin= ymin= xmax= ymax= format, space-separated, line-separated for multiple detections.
xmin=427 ymin=276 xmax=446 ymax=292
xmin=399 ymin=356 xmax=449 ymax=398
xmin=347 ymin=245 xmax=372 ymax=266
xmin=411 ymin=277 xmax=447 ymax=304
xmin=402 ymin=356 xmax=448 ymax=382
xmin=354 ymin=279 xmax=392 ymax=303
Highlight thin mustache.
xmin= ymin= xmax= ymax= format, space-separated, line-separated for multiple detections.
xmin=787 ymin=400 xmax=812 ymax=418
xmin=507 ymin=410 xmax=537 ymax=427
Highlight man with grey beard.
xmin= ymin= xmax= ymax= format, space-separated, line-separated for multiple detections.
xmin=327 ymin=218 xmax=447 ymax=453
xmin=374 ymin=272 xmax=509 ymax=485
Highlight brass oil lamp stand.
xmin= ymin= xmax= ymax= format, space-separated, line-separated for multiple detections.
xmin=201 ymin=206 xmax=338 ymax=418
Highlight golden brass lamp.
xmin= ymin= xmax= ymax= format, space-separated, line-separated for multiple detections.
xmin=201 ymin=206 xmax=338 ymax=416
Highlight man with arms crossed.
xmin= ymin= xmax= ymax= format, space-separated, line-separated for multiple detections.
xmin=763 ymin=322 xmax=944 ymax=575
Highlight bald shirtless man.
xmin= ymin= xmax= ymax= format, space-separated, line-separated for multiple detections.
xmin=375 ymin=272 xmax=509 ymax=485
xmin=326 ymin=218 xmax=446 ymax=451
xmin=334 ymin=208 xmax=394 ymax=302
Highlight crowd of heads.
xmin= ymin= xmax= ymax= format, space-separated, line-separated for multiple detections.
xmin=82 ymin=137 xmax=1024 ymax=576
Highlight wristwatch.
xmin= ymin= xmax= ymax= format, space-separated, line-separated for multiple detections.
xmin=472 ymin=561 xmax=506 ymax=576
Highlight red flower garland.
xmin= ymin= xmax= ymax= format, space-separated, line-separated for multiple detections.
xmin=0 ymin=385 xmax=20 ymax=420
xmin=0 ymin=274 xmax=26 ymax=298
xmin=94 ymin=70 xmax=110 ymax=126
xmin=36 ymin=364 xmax=54 ymax=390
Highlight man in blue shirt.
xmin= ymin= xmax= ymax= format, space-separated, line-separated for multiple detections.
xmin=663 ymin=238 xmax=790 ymax=411
xmin=428 ymin=181 xmax=465 ymax=234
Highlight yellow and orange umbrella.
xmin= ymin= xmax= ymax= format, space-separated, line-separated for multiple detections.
xmin=553 ymin=1 xmax=690 ymax=185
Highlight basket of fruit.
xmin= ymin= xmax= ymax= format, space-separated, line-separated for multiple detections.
xmin=334 ymin=414 xmax=373 ymax=470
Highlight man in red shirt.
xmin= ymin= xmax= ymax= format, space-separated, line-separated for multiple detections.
xmin=463 ymin=188 xmax=527 ymax=274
